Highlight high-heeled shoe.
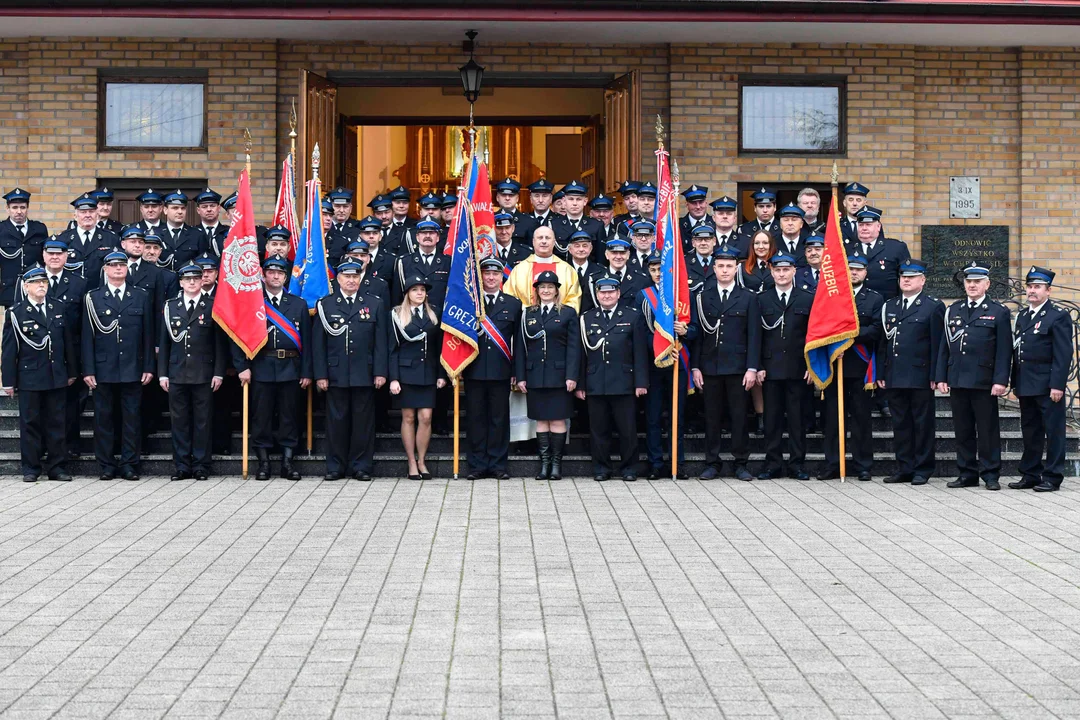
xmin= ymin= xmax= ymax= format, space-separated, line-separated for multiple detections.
xmin=407 ymin=471 xmax=421 ymax=481
xmin=419 ymin=470 xmax=433 ymax=480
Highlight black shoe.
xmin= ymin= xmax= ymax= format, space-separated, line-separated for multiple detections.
xmin=699 ymin=466 xmax=719 ymax=480
xmin=648 ymin=466 xmax=662 ymax=480
xmin=1034 ymin=480 xmax=1060 ymax=492
xmin=549 ymin=433 xmax=566 ymax=480
xmin=884 ymin=474 xmax=912 ymax=484
xmin=22 ymin=474 xmax=37 ymax=483
xmin=1008 ymin=476 xmax=1041 ymax=490
xmin=593 ymin=474 xmax=609 ymax=482
xmin=170 ymin=472 xmax=190 ymax=482
xmin=255 ymin=449 xmax=271 ymax=481
xmin=49 ymin=471 xmax=73 ymax=482
xmin=67 ymin=450 xmax=81 ymax=461
xmin=622 ymin=473 xmax=637 ymax=482
xmin=466 ymin=473 xmax=480 ymax=481
xmin=984 ymin=479 xmax=1000 ymax=491
xmin=757 ymin=469 xmax=780 ymax=480
xmin=858 ymin=472 xmax=873 ymax=482
xmin=676 ymin=472 xmax=689 ymax=480
xmin=407 ymin=474 xmax=421 ymax=481
xmin=99 ymin=473 xmax=114 ymax=481
xmin=195 ymin=473 xmax=209 ymax=482
xmin=420 ymin=470 xmax=433 ymax=480
xmin=281 ymin=448 xmax=301 ymax=481
xmin=122 ymin=471 xmax=139 ymax=481
xmin=947 ymin=477 xmax=979 ymax=488
xmin=911 ymin=476 xmax=928 ymax=486
xmin=535 ymin=431 xmax=552 ymax=480
xmin=735 ymin=467 xmax=753 ymax=481
xmin=324 ymin=472 xmax=342 ymax=481
xmin=355 ymin=472 xmax=372 ymax=481
xmin=794 ymin=471 xmax=810 ymax=481
xmin=817 ymin=468 xmax=840 ymax=481
xmin=497 ymin=472 xmax=511 ymax=480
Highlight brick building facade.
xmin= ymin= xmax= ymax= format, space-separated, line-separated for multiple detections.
xmin=0 ymin=35 xmax=1077 ymax=294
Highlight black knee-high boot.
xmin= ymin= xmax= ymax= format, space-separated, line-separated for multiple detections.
xmin=535 ymin=431 xmax=552 ymax=480
xmin=550 ymin=431 xmax=566 ymax=480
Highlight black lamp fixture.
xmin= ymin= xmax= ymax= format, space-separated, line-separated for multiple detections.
xmin=459 ymin=30 xmax=485 ymax=104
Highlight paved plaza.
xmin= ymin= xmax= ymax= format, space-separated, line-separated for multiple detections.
xmin=0 ymin=476 xmax=1079 ymax=719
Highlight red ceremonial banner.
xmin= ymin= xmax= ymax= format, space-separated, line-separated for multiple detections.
xmin=213 ymin=169 xmax=268 ymax=359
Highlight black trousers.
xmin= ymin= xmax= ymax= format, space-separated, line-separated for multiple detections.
xmin=824 ymin=378 xmax=873 ymax=474
xmin=644 ymin=367 xmax=688 ymax=468
xmin=169 ymin=382 xmax=213 ymax=474
xmin=94 ymin=382 xmax=142 ymax=474
xmin=888 ymin=387 xmax=936 ymax=479
xmin=1019 ymin=393 xmax=1067 ymax=483
xmin=587 ymin=394 xmax=637 ymax=475
xmin=326 ymin=386 xmax=375 ymax=475
xmin=763 ymin=378 xmax=806 ymax=472
xmin=703 ymin=374 xmax=749 ymax=468
xmin=65 ymin=383 xmax=88 ymax=453
xmin=142 ymin=382 xmax=167 ymax=440
xmin=212 ymin=374 xmax=240 ymax=455
xmin=433 ymin=382 xmax=452 ymax=432
xmin=465 ymin=378 xmax=511 ymax=475
xmin=950 ymin=387 xmax=1001 ymax=481
xmin=251 ymin=380 xmax=301 ymax=450
xmin=19 ymin=387 xmax=67 ymax=476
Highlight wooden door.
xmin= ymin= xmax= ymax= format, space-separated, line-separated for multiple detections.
xmin=343 ymin=124 xmax=358 ymax=217
xmin=603 ymin=71 xmax=641 ymax=194
xmin=298 ymin=69 xmax=338 ymax=218
xmin=580 ymin=117 xmax=600 ymax=196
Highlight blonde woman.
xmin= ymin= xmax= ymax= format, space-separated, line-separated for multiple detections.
xmin=390 ymin=275 xmax=447 ymax=480
xmin=514 ymin=271 xmax=580 ymax=480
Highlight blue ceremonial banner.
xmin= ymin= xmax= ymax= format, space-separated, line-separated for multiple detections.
xmin=288 ymin=152 xmax=332 ymax=311
xmin=440 ymin=153 xmax=486 ymax=378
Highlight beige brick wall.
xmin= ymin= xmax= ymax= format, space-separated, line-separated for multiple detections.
xmin=0 ymin=42 xmax=29 ymax=191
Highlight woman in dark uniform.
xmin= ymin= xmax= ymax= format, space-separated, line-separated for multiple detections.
xmin=739 ymin=229 xmax=775 ymax=293
xmin=514 ymin=270 xmax=580 ymax=480
xmin=390 ymin=274 xmax=446 ymax=480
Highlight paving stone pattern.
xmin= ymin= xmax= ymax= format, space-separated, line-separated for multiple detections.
xmin=1 ymin=477 xmax=1079 ymax=719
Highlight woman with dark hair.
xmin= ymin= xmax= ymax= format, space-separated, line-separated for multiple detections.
xmin=515 ymin=270 xmax=580 ymax=480
xmin=390 ymin=274 xmax=447 ymax=480
xmin=740 ymin=230 xmax=775 ymax=292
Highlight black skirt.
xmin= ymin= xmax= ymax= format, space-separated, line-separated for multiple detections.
xmin=526 ymin=387 xmax=573 ymax=421
xmin=398 ymin=383 xmax=436 ymax=410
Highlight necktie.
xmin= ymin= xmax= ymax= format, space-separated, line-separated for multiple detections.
xmin=271 ymin=296 xmax=279 ymax=308
xmin=336 ymin=224 xmax=343 ymax=233
xmin=577 ymin=266 xmax=584 ymax=281
xmin=718 ymin=234 xmax=727 ymax=244
xmin=969 ymin=301 xmax=977 ymax=311
xmin=789 ymin=242 xmax=797 ymax=255
xmin=114 ymin=288 xmax=122 ymax=301
xmin=813 ymin=269 xmax=819 ymax=282
xmin=424 ymin=254 xmax=432 ymax=267
xmin=604 ymin=310 xmax=611 ymax=322
xmin=542 ymin=306 xmax=549 ymax=320
xmin=780 ymin=292 xmax=787 ymax=307
xmin=863 ymin=243 xmax=871 ymax=255
xmin=346 ymin=295 xmax=354 ymax=306
xmin=15 ymin=224 xmax=24 ymax=236
xmin=501 ymin=248 xmax=508 ymax=261
xmin=173 ymin=228 xmax=181 ymax=241
xmin=83 ymin=230 xmax=91 ymax=244
xmin=50 ymin=276 xmax=58 ymax=290
xmin=188 ymin=299 xmax=196 ymax=315
xmin=35 ymin=303 xmax=44 ymax=320
xmin=641 ymin=254 xmax=648 ymax=267
xmin=902 ymin=298 xmax=909 ymax=312
xmin=414 ymin=307 xmax=422 ymax=321
xmin=485 ymin=294 xmax=495 ymax=311
xmin=721 ymin=289 xmax=729 ymax=304
xmin=130 ymin=262 xmax=138 ymax=275
xmin=759 ymin=262 xmax=766 ymax=271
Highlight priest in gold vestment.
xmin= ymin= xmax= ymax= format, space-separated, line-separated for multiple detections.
xmin=502 ymin=226 xmax=582 ymax=311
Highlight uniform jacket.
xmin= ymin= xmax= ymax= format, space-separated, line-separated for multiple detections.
xmin=758 ymin=286 xmax=813 ymax=380
xmin=691 ymin=283 xmax=762 ymax=375
xmin=0 ymin=219 xmax=49 ymax=306
xmin=935 ymin=298 xmax=1012 ymax=389
xmin=552 ymin=215 xmax=606 ymax=262
xmin=158 ymin=294 xmax=228 ymax=384
xmin=686 ymin=253 xmax=715 ymax=294
xmin=840 ymin=216 xmax=886 ymax=245
xmin=81 ymin=284 xmax=155 ymax=383
xmin=604 ymin=267 xmax=648 ymax=311
xmin=879 ymin=293 xmax=945 ymax=389
xmin=514 ymin=212 xmax=556 ymax=249
xmin=492 ymin=241 xmax=532 ymax=272
xmin=389 ymin=309 xmax=444 ymax=386
xmin=570 ymin=262 xmax=608 ymax=315
xmin=231 ymin=291 xmax=312 ymax=382
xmin=325 ymin=226 xmax=351 ymax=269
xmin=739 ymin=262 xmax=774 ymax=293
xmin=313 ymin=291 xmax=389 ymax=387
xmin=635 ymin=284 xmax=701 ymax=363
xmin=578 ymin=305 xmax=650 ymax=395
xmin=737 ymin=219 xmax=782 ymax=248
xmin=842 ymin=287 xmax=885 ymax=380
xmin=394 ymin=252 xmax=451 ymax=310
xmin=795 ymin=265 xmax=821 ymax=294
xmin=125 ymin=260 xmax=168 ymax=341
xmin=775 ymin=236 xmax=808 ymax=267
xmin=1 ymin=298 xmax=77 ymax=390
xmin=365 ymin=247 xmax=396 ymax=286
xmin=1011 ymin=300 xmax=1073 ymax=396
xmin=464 ymin=291 xmax=521 ymax=382
xmin=844 ymin=237 xmax=910 ymax=300
xmin=99 ymin=218 xmax=125 ymax=236
xmin=384 ymin=218 xmax=418 ymax=257
xmin=56 ymin=226 xmax=119 ymax=289
xmin=679 ymin=213 xmax=713 ymax=253
xmin=331 ymin=272 xmax=390 ymax=305
xmin=515 ymin=304 xmax=580 ymax=390
xmin=159 ymin=224 xmax=208 ymax=269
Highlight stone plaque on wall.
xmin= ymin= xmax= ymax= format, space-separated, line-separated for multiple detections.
xmin=920 ymin=226 xmax=1010 ymax=299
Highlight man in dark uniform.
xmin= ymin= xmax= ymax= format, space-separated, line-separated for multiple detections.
xmin=339 ymin=240 xmax=390 ymax=302
xmin=552 ymin=189 xmax=567 ymax=216
xmin=141 ymin=233 xmax=179 ymax=298
xmin=393 ymin=219 xmax=450 ymax=310
xmin=626 ymin=221 xmax=657 ymax=277
xmin=709 ymin=196 xmax=743 ymax=256
xmin=515 ymin=178 xmax=556 ymax=247
xmin=756 ymin=253 xmax=813 ymax=480
xmin=679 ymin=184 xmax=712 ymax=254
xmin=738 ymin=188 xmax=782 ymax=245
xmin=1009 ymin=266 xmax=1073 ymax=492
xmin=492 ymin=212 xmax=531 ymax=273
xmin=417 ymin=192 xmax=446 ymax=250
xmin=565 ymin=230 xmax=604 ymax=315
xmin=58 ymin=193 xmax=117 ymax=289
xmin=368 ymin=194 xmax=402 ymax=255
xmin=324 ymin=199 xmax=350 ymax=268
xmin=195 ymin=188 xmax=229 ymax=254
xmin=222 ymin=192 xmax=267 ymax=255
xmin=589 ymin=193 xmax=619 ymax=245
xmin=357 ymin=215 xmax=395 ymax=285
xmin=795 ymin=235 xmax=824 ymax=293
xmin=121 ymin=226 xmax=169 ymax=441
xmin=552 ymin=180 xmax=606 ymax=261
xmin=263 ymin=225 xmax=294 ymax=279
xmin=1 ymin=266 xmax=77 ymax=482
xmin=797 ymin=188 xmax=827 ymax=237
xmin=328 ymin=187 xmax=361 ymax=240
xmin=879 ymin=261 xmax=945 ymax=486
xmin=686 ymin=225 xmax=717 ymax=294
xmin=692 ymin=244 xmax=761 ymax=481
xmin=385 ymin=185 xmax=417 ymax=255
xmin=848 ymin=206 xmax=909 ymax=301
xmin=92 ymin=187 xmax=124 ymax=236
xmin=234 ymin=255 xmax=313 ymax=481
xmin=613 ymin=180 xmax=641 ymax=227
xmin=40 ymin=239 xmax=87 ymax=457
xmin=313 ymin=259 xmax=389 ymax=481
xmin=603 ymin=238 xmax=647 ymax=310
xmin=936 ymin=262 xmax=1012 ymax=491
xmin=839 ymin=182 xmax=885 ymax=244
xmin=628 ymin=182 xmax=657 ymax=234
xmin=440 ymin=192 xmax=458 ymax=234
xmin=1 ymin=188 xmax=49 ymax=309
xmin=493 ymin=178 xmax=526 ymax=241
xmin=159 ymin=263 xmax=227 ymax=481
xmin=160 ymin=190 xmax=207 ymax=269
xmin=576 ymin=274 xmax=650 ymax=481
xmin=133 ymin=188 xmax=166 ymax=236
xmin=82 ymin=250 xmax=155 ymax=481
xmin=776 ymin=203 xmax=807 ymax=264
xmin=465 ymin=257 xmax=522 ymax=480
xmin=819 ymin=255 xmax=884 ymax=481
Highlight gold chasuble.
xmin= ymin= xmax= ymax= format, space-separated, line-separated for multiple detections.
xmin=502 ymin=253 xmax=582 ymax=312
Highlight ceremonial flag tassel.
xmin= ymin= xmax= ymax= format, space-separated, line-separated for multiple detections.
xmin=288 ymin=143 xmax=333 ymax=312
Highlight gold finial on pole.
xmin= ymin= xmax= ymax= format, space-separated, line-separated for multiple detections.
xmin=289 ymin=99 xmax=298 ymax=140
xmin=244 ymin=128 xmax=252 ymax=173
xmin=311 ymin=142 xmax=321 ymax=180
xmin=831 ymin=161 xmax=839 ymax=187
xmin=672 ymin=157 xmax=681 ymax=194
xmin=655 ymin=113 xmax=665 ymax=150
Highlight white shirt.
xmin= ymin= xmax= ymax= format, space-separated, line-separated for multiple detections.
xmin=541 ymin=303 xmax=553 ymax=312
xmin=47 ymin=271 xmax=63 ymax=283
xmin=183 ymin=293 xmax=202 ymax=307
xmin=107 ymin=282 xmax=127 ymax=298
xmin=853 ymin=284 xmax=863 ymax=296
xmin=1027 ymin=299 xmax=1048 ymax=316
xmin=266 ymin=291 xmax=283 ymax=305
xmin=716 ymin=282 xmax=735 ymax=299
xmin=127 ymin=259 xmax=140 ymax=273
xmin=775 ymin=285 xmax=793 ymax=302
xmin=484 ymin=291 xmax=500 ymax=305
xmin=967 ymin=295 xmax=986 ymax=308
xmin=341 ymin=292 xmax=358 ymax=303
xmin=572 ymin=260 xmax=589 ymax=272
xmin=900 ymin=291 xmax=922 ymax=306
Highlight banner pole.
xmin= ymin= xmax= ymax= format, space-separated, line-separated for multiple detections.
xmin=306 ymin=386 xmax=314 ymax=454
xmin=671 ymin=340 xmax=680 ymax=481
xmin=453 ymin=378 xmax=461 ymax=479
xmin=837 ymin=357 xmax=846 ymax=482
xmin=242 ymin=383 xmax=250 ymax=479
